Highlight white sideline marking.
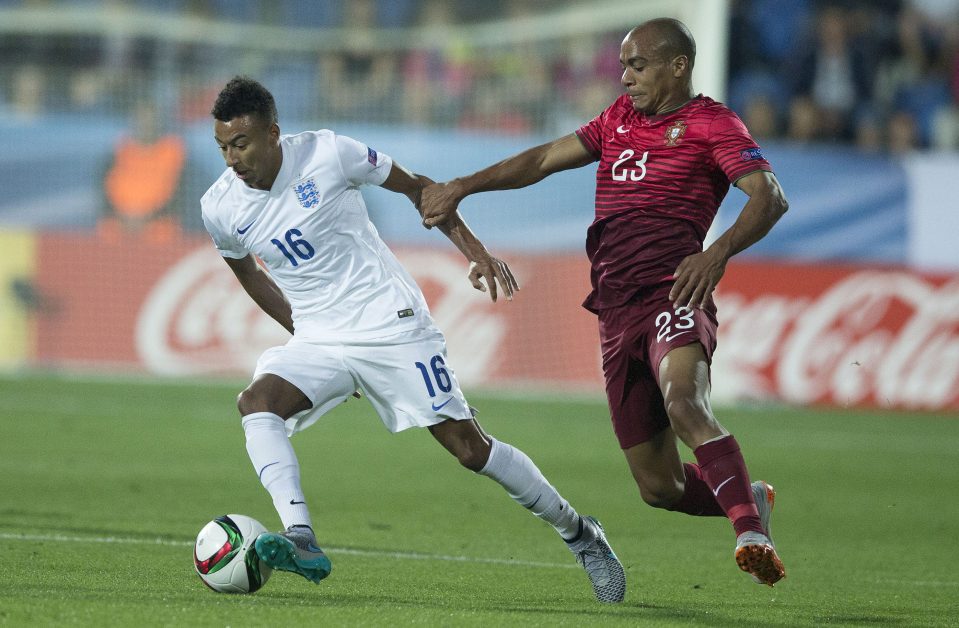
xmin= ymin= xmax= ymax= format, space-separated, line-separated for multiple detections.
xmin=874 ymin=578 xmax=959 ymax=588
xmin=0 ymin=532 xmax=577 ymax=570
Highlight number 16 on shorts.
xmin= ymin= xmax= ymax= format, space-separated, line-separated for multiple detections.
xmin=414 ymin=354 xmax=452 ymax=398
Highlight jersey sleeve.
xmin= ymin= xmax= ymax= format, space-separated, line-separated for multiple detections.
xmin=707 ymin=110 xmax=773 ymax=183
xmin=201 ymin=197 xmax=248 ymax=259
xmin=575 ymin=110 xmax=606 ymax=158
xmin=334 ymin=134 xmax=394 ymax=187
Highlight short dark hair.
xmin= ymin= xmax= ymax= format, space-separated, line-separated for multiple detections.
xmin=211 ymin=76 xmax=278 ymax=125
xmin=637 ymin=18 xmax=696 ymax=68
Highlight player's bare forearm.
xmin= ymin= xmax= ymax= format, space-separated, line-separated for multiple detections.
xmin=421 ymin=134 xmax=595 ymax=227
xmin=436 ymin=211 xmax=519 ymax=302
xmin=381 ymin=162 xmax=517 ymax=301
xmin=670 ymin=171 xmax=788 ymax=309
xmin=381 ymin=161 xmax=431 ymax=207
xmin=224 ymin=255 xmax=295 ymax=334
xmin=434 ymin=211 xmax=485 ymax=262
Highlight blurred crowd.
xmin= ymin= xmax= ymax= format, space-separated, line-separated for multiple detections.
xmin=2 ymin=0 xmax=958 ymax=153
xmin=729 ymin=0 xmax=959 ymax=152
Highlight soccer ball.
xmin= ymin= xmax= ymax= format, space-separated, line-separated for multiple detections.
xmin=193 ymin=514 xmax=272 ymax=593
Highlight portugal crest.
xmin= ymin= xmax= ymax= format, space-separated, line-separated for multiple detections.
xmin=293 ymin=178 xmax=319 ymax=209
xmin=665 ymin=120 xmax=687 ymax=146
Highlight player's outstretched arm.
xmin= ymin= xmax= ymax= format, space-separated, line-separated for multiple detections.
xmin=420 ymin=133 xmax=595 ymax=228
xmin=438 ymin=213 xmax=519 ymax=303
xmin=669 ymin=170 xmax=789 ymax=309
xmin=381 ymin=161 xmax=519 ymax=302
xmin=224 ymin=254 xmax=295 ymax=334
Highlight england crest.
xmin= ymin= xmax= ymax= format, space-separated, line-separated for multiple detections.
xmin=293 ymin=178 xmax=320 ymax=209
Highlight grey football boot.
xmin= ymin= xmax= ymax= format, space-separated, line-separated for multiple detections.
xmin=567 ymin=516 xmax=626 ymax=603
xmin=254 ymin=525 xmax=331 ymax=584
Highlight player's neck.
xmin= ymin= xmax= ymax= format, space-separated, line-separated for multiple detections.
xmin=257 ymin=151 xmax=284 ymax=191
xmin=653 ymin=92 xmax=696 ymax=116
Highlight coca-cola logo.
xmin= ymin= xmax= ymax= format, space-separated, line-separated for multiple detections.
xmin=135 ymin=247 xmax=507 ymax=382
xmin=715 ymin=271 xmax=959 ymax=409
xmin=135 ymin=248 xmax=286 ymax=375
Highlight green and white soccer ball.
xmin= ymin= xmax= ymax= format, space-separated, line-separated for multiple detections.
xmin=193 ymin=514 xmax=272 ymax=593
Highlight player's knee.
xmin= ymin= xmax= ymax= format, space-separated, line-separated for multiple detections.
xmin=448 ymin=438 xmax=491 ymax=472
xmin=637 ymin=481 xmax=683 ymax=510
xmin=237 ymin=386 xmax=267 ymax=416
xmin=663 ymin=396 xmax=710 ymax=441
xmin=456 ymin=445 xmax=489 ymax=472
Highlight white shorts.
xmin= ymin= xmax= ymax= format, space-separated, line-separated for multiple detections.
xmin=252 ymin=325 xmax=473 ymax=436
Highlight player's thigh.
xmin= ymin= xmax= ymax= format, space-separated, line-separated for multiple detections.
xmin=347 ymin=327 xmax=472 ymax=433
xmin=252 ymin=340 xmax=355 ymax=428
xmin=605 ymin=358 xmax=673 ymax=449
xmin=658 ymin=342 xmax=713 ymax=408
xmin=646 ymin=294 xmax=718 ymax=389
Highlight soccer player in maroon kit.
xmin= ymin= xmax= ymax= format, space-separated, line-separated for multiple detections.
xmin=420 ymin=18 xmax=789 ymax=587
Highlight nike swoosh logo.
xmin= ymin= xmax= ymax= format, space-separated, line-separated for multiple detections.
xmin=257 ymin=461 xmax=279 ymax=480
xmin=237 ymin=219 xmax=257 ymax=234
xmin=712 ymin=475 xmax=736 ymax=497
xmin=616 ymin=125 xmax=630 ymax=133
xmin=431 ymin=397 xmax=453 ymax=411
xmin=289 ymin=499 xmax=306 ymax=505
xmin=664 ymin=330 xmax=692 ymax=342
xmin=523 ymin=495 xmax=541 ymax=510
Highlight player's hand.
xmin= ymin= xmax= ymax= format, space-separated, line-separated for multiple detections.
xmin=421 ymin=181 xmax=462 ymax=229
xmin=468 ymin=255 xmax=519 ymax=302
xmin=669 ymin=248 xmax=727 ymax=309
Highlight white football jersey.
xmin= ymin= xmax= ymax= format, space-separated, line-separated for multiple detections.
xmin=201 ymin=130 xmax=433 ymax=341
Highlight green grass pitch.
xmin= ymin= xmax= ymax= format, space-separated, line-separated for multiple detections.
xmin=1 ymin=374 xmax=957 ymax=626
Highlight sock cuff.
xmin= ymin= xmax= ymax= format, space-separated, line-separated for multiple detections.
xmin=241 ymin=412 xmax=285 ymax=429
xmin=693 ymin=434 xmax=740 ymax=464
xmin=682 ymin=462 xmax=704 ymax=482
xmin=477 ymin=436 xmax=505 ymax=477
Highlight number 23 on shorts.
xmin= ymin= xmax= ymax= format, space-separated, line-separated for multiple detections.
xmin=656 ymin=306 xmax=696 ymax=343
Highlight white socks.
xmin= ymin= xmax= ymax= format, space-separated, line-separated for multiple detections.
xmin=478 ymin=437 xmax=582 ymax=541
xmin=242 ymin=415 xmax=581 ymax=542
xmin=242 ymin=412 xmax=312 ymax=530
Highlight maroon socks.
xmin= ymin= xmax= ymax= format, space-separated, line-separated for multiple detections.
xmin=688 ymin=435 xmax=763 ymax=536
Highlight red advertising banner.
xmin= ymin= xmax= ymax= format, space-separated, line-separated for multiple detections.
xmin=29 ymin=232 xmax=959 ymax=411
xmin=714 ymin=261 xmax=959 ymax=411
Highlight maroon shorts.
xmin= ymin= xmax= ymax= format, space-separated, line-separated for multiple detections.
xmin=598 ymin=284 xmax=718 ymax=449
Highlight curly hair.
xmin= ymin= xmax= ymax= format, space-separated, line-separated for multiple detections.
xmin=211 ymin=76 xmax=278 ymax=125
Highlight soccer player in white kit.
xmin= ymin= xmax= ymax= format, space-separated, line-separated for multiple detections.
xmin=202 ymin=77 xmax=626 ymax=603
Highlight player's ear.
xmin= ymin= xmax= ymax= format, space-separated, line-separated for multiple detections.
xmin=671 ymin=55 xmax=689 ymax=77
xmin=268 ymin=122 xmax=280 ymax=141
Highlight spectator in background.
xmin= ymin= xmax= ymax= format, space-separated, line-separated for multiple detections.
xmin=854 ymin=107 xmax=885 ymax=153
xmin=874 ymin=7 xmax=944 ymax=148
xmin=741 ymin=94 xmax=780 ymax=140
xmin=788 ymin=5 xmax=873 ymax=141
xmin=10 ymin=65 xmax=44 ymax=120
xmin=318 ymin=0 xmax=397 ymax=121
xmin=98 ymin=101 xmax=186 ymax=244
xmin=400 ymin=0 xmax=473 ymax=126
xmin=786 ymin=96 xmax=820 ymax=143
xmin=887 ymin=109 xmax=921 ymax=153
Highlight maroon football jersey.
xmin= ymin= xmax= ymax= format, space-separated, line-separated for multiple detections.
xmin=575 ymin=94 xmax=772 ymax=312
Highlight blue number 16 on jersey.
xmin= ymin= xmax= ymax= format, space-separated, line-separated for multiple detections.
xmin=271 ymin=228 xmax=315 ymax=267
